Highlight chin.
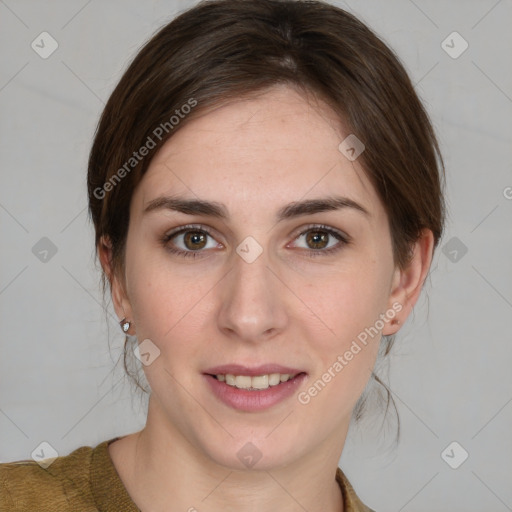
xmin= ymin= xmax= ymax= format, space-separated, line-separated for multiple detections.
xmin=196 ymin=428 xmax=306 ymax=473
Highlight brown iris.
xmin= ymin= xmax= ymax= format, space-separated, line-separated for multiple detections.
xmin=184 ymin=231 xmax=207 ymax=250
xmin=305 ymin=230 xmax=329 ymax=250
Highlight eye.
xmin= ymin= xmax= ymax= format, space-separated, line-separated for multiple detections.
xmin=160 ymin=223 xmax=350 ymax=259
xmin=290 ymin=224 xmax=349 ymax=257
xmin=161 ymin=224 xmax=220 ymax=258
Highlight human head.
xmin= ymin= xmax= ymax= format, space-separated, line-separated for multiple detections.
xmin=88 ymin=0 xmax=444 ymax=451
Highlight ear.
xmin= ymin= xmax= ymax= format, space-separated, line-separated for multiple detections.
xmin=98 ymin=235 xmax=135 ymax=334
xmin=382 ymin=229 xmax=434 ymax=336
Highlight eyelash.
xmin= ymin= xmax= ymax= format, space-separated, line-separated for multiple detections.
xmin=160 ymin=223 xmax=350 ymax=259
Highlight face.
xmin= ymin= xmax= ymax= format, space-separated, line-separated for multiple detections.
xmin=106 ymin=84 xmax=413 ymax=470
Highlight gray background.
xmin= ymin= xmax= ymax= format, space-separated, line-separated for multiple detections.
xmin=1 ymin=1 xmax=511 ymax=511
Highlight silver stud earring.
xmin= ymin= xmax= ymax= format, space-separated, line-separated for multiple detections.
xmin=120 ymin=318 xmax=131 ymax=333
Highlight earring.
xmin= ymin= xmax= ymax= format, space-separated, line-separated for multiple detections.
xmin=391 ymin=318 xmax=400 ymax=326
xmin=120 ymin=318 xmax=131 ymax=333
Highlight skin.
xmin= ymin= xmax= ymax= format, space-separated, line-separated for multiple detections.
xmin=99 ymin=84 xmax=434 ymax=512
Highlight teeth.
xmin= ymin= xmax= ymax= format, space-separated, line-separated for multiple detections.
xmin=268 ymin=373 xmax=281 ymax=386
xmin=216 ymin=373 xmax=297 ymax=390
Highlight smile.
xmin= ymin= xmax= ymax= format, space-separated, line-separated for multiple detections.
xmin=213 ymin=373 xmax=299 ymax=390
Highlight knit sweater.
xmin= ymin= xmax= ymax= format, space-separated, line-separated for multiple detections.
xmin=0 ymin=437 xmax=375 ymax=511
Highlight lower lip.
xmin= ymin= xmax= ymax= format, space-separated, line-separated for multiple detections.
xmin=204 ymin=373 xmax=307 ymax=412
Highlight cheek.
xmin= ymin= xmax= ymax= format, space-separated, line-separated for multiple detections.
xmin=125 ymin=243 xmax=173 ymax=337
xmin=297 ymin=264 xmax=392 ymax=413
xmin=125 ymin=247 xmax=214 ymax=360
xmin=129 ymin=273 xmax=196 ymax=341
xmin=297 ymin=273 xmax=387 ymax=415
xmin=303 ymin=257 xmax=391 ymax=347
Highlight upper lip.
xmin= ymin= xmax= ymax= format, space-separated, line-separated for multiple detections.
xmin=204 ymin=364 xmax=306 ymax=377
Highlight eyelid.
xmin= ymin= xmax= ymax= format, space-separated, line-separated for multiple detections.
xmin=162 ymin=224 xmax=223 ymax=249
xmin=291 ymin=223 xmax=351 ymax=243
xmin=163 ymin=223 xmax=222 ymax=241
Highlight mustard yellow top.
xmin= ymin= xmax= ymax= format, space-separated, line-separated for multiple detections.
xmin=0 ymin=437 xmax=375 ymax=511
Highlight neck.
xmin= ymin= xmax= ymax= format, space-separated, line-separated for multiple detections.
xmin=112 ymin=397 xmax=347 ymax=512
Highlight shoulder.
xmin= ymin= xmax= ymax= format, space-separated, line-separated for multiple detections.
xmin=336 ymin=467 xmax=377 ymax=512
xmin=0 ymin=440 xmax=109 ymax=512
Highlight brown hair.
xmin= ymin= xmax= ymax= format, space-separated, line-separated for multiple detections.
xmin=87 ymin=0 xmax=445 ymax=436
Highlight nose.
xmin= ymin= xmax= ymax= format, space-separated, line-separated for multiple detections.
xmin=216 ymin=247 xmax=288 ymax=343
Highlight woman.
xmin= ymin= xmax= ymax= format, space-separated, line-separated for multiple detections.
xmin=0 ymin=0 xmax=444 ymax=510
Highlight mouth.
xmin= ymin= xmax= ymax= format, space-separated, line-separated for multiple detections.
xmin=202 ymin=364 xmax=308 ymax=411
xmin=206 ymin=372 xmax=307 ymax=391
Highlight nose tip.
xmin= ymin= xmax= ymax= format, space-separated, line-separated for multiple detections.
xmin=216 ymin=245 xmax=287 ymax=342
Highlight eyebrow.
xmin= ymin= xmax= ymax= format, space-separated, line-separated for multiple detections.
xmin=143 ymin=194 xmax=370 ymax=221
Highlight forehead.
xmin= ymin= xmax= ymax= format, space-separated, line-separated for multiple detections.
xmin=134 ymin=85 xmax=380 ymax=218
